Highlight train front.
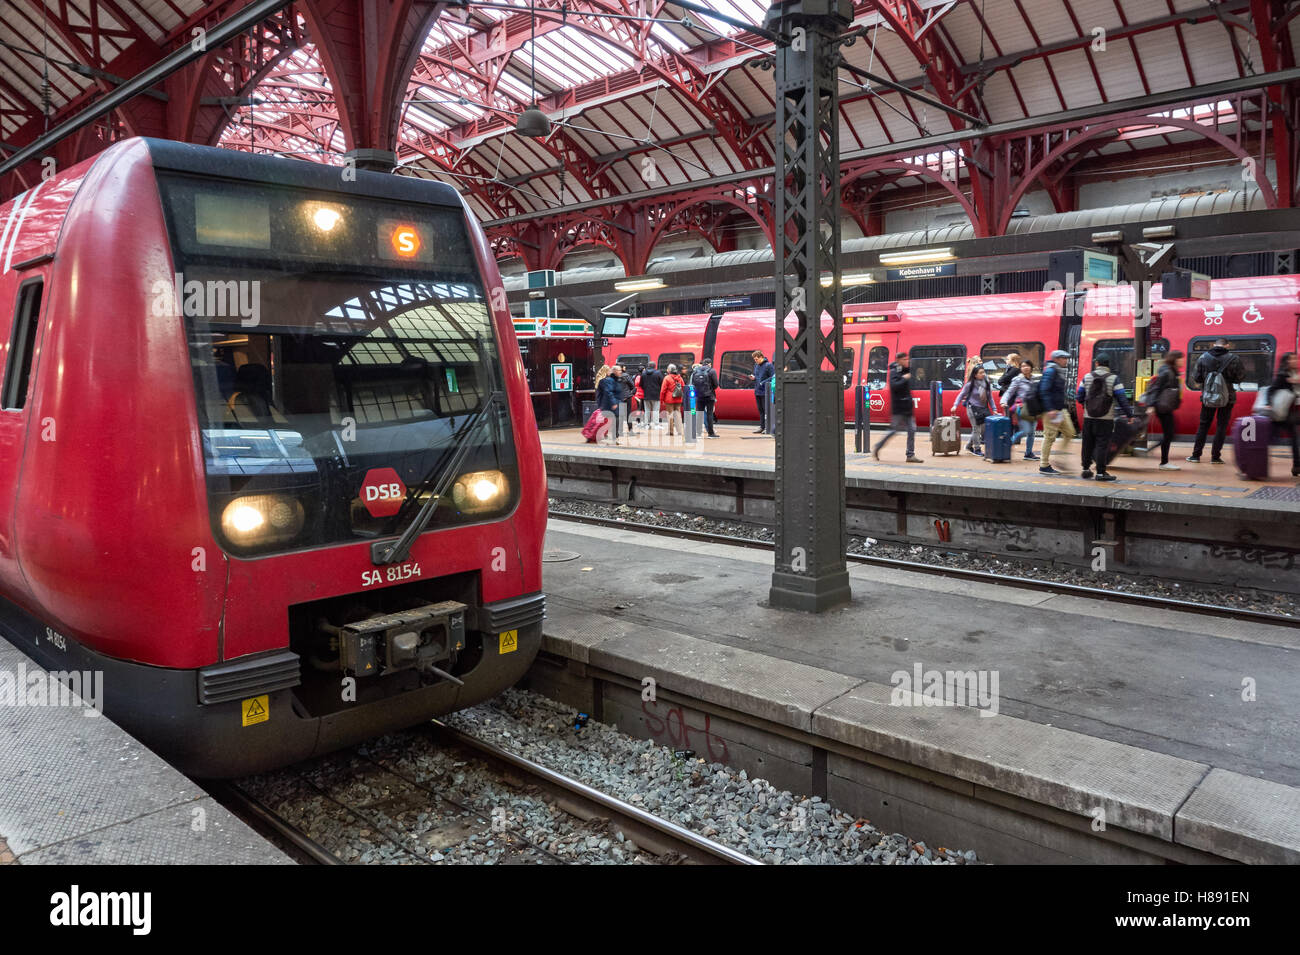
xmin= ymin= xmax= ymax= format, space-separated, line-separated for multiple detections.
xmin=149 ymin=142 xmax=544 ymax=776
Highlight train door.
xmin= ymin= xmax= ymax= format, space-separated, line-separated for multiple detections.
xmin=858 ymin=332 xmax=898 ymax=425
xmin=0 ymin=268 xmax=48 ymax=587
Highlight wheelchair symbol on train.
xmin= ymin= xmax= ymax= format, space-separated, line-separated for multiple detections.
xmin=1242 ymin=302 xmax=1264 ymax=323
xmin=1202 ymin=304 xmax=1224 ymax=325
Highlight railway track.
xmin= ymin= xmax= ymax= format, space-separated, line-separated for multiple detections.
xmin=549 ymin=509 xmax=1300 ymax=629
xmin=214 ymin=723 xmax=761 ymax=866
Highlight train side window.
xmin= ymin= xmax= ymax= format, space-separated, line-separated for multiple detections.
xmin=1185 ymin=336 xmax=1276 ymax=392
xmin=615 ymin=353 xmax=649 ymax=372
xmin=866 ymin=346 xmax=889 ymax=391
xmin=2 ymin=279 xmax=44 ymax=411
xmin=1092 ymin=337 xmax=1167 ymax=394
xmin=838 ymin=347 xmax=855 ymax=389
xmin=718 ymin=350 xmax=757 ymax=389
xmin=980 ymin=342 xmax=1044 ymax=380
xmin=658 ymin=351 xmax=694 ymax=372
xmin=908 ymin=345 xmax=966 ymax=391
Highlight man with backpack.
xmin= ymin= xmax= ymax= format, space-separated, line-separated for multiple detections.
xmin=1187 ymin=338 xmax=1245 ymax=464
xmin=690 ymin=362 xmax=720 ymax=437
xmin=1037 ymin=350 xmax=1076 ymax=475
xmin=1075 ymin=353 xmax=1134 ymax=482
xmin=640 ymin=363 xmax=664 ymax=429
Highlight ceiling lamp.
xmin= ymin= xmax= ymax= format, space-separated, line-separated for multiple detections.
xmin=516 ymin=4 xmax=550 ymax=139
xmin=820 ymin=271 xmax=875 ymax=288
xmin=614 ymin=276 xmax=665 ymax=292
xmin=879 ymin=247 xmax=955 ymax=266
xmin=516 ymin=106 xmax=551 ymax=138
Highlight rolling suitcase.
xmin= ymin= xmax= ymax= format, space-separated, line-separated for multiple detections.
xmin=931 ymin=416 xmax=961 ymax=455
xmin=1232 ymin=414 xmax=1272 ymax=480
xmin=982 ymin=415 xmax=1012 ymax=462
xmin=1103 ymin=416 xmax=1145 ymax=467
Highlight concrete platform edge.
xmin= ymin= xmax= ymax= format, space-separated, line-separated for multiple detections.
xmin=537 ymin=616 xmax=1299 ymax=865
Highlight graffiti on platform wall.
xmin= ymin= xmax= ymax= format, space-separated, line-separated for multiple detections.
xmin=641 ymin=700 xmax=730 ymax=763
xmin=1207 ymin=544 xmax=1295 ymax=571
xmin=954 ymin=518 xmax=1036 ymax=548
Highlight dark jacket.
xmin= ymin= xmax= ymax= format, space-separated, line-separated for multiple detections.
xmin=1141 ymin=362 xmax=1181 ymax=411
xmin=690 ymin=365 xmax=718 ymax=399
xmin=596 ymin=375 xmax=621 ymax=412
xmin=753 ymin=360 xmax=775 ymax=396
xmin=1076 ymin=366 xmax=1134 ymax=420
xmin=997 ymin=365 xmax=1019 ymax=393
xmin=640 ymin=367 xmax=663 ymax=401
xmin=1190 ymin=347 xmax=1245 ymax=400
xmin=616 ymin=374 xmax=637 ymax=406
xmin=1039 ymin=361 xmax=1068 ymax=413
xmin=887 ymin=361 xmax=914 ymax=416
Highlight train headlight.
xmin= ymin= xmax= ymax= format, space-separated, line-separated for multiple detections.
xmin=221 ymin=494 xmax=305 ymax=548
xmin=450 ymin=470 xmax=508 ymax=513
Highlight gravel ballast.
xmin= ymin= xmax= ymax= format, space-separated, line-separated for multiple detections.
xmin=444 ymin=689 xmax=977 ymax=865
xmin=236 ymin=688 xmax=976 ymax=865
xmin=548 ymin=497 xmax=1299 ymax=618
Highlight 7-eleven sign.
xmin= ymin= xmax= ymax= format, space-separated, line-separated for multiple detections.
xmin=551 ymin=363 xmax=573 ymax=392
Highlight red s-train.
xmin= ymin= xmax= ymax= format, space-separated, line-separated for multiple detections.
xmin=0 ymin=139 xmax=546 ymax=777
xmin=610 ymin=278 xmax=1300 ymax=433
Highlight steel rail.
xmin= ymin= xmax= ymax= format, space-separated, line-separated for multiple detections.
xmin=209 ymin=781 xmax=344 ymax=866
xmin=432 ymin=720 xmax=763 ymax=865
xmin=548 ymin=510 xmax=1299 ymax=629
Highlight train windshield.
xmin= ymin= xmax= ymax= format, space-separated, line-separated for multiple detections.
xmin=157 ymin=174 xmax=518 ymax=555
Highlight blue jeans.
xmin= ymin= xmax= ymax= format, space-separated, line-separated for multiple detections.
xmin=1015 ymin=415 xmax=1036 ymax=454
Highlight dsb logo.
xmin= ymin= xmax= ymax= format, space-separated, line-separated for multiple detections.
xmin=360 ymin=468 xmax=406 ymax=518
xmin=365 ymin=483 xmax=401 ymax=502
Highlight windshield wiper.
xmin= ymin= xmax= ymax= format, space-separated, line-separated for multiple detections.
xmin=370 ymin=391 xmax=503 ymax=566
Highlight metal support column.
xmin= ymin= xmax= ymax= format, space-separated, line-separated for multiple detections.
xmin=766 ymin=0 xmax=852 ymax=613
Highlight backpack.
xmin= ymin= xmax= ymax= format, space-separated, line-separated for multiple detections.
xmin=1202 ymin=358 xmax=1230 ymax=408
xmin=1022 ymin=378 xmax=1045 ymax=417
xmin=671 ymin=377 xmax=683 ymax=399
xmin=691 ymin=367 xmax=710 ymax=394
xmin=1084 ymin=373 xmax=1114 ymax=417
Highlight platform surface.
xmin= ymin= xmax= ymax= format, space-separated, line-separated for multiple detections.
xmin=0 ymin=636 xmax=290 ymax=865
xmin=539 ymin=517 xmax=1300 ymax=861
xmin=542 ymin=423 xmax=1300 ymax=519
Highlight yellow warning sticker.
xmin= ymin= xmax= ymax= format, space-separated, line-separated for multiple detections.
xmin=242 ymin=695 xmax=269 ymax=727
xmin=498 ymin=630 xmax=518 ymax=654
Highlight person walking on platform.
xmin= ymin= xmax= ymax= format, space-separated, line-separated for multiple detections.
xmin=1187 ymin=338 xmax=1245 ymax=464
xmin=640 ymin=363 xmax=663 ymax=430
xmin=953 ymin=365 xmax=1000 ymax=456
xmin=660 ymin=363 xmax=686 ymax=437
xmin=616 ymin=365 xmax=638 ymax=436
xmin=1268 ymin=352 xmax=1300 ymax=477
xmin=1001 ymin=359 xmax=1040 ymax=460
xmin=1076 ymin=353 xmax=1134 ymax=482
xmin=749 ymin=350 xmax=775 ymax=433
xmin=690 ymin=362 xmax=720 ymax=437
xmin=1140 ymin=350 xmax=1184 ymax=470
xmin=595 ymin=364 xmax=620 ymax=444
xmin=1038 ymin=349 xmax=1076 ymax=475
xmin=997 ymin=352 xmax=1022 ymax=394
xmin=872 ymin=351 xmax=923 ymax=463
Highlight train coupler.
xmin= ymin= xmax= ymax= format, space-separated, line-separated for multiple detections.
xmin=328 ymin=601 xmax=467 ymax=678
